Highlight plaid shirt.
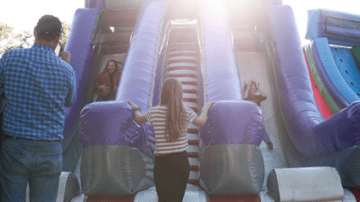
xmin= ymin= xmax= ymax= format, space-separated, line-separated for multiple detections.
xmin=0 ymin=44 xmax=76 ymax=140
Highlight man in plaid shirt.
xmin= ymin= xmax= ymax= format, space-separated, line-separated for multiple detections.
xmin=0 ymin=15 xmax=76 ymax=201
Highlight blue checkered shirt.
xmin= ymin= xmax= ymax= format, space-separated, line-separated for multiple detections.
xmin=0 ymin=44 xmax=76 ymax=140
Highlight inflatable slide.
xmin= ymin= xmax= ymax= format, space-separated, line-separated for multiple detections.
xmin=51 ymin=0 xmax=360 ymax=201
xmin=78 ymin=0 xmax=265 ymax=201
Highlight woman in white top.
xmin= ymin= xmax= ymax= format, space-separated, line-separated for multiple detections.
xmin=128 ymin=78 xmax=213 ymax=202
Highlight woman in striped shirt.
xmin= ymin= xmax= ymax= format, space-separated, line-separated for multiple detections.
xmin=128 ymin=78 xmax=214 ymax=202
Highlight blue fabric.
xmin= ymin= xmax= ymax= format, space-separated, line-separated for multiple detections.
xmin=311 ymin=38 xmax=358 ymax=106
xmin=305 ymin=9 xmax=360 ymax=46
xmin=330 ymin=47 xmax=360 ymax=99
xmin=0 ymin=138 xmax=62 ymax=202
xmin=0 ymin=44 xmax=76 ymax=140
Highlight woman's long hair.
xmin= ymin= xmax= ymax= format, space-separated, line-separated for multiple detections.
xmin=104 ymin=59 xmax=119 ymax=91
xmin=160 ymin=78 xmax=186 ymax=142
xmin=244 ymin=80 xmax=257 ymax=98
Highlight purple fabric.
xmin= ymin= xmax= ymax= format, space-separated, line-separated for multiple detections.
xmin=310 ymin=38 xmax=354 ymax=107
xmin=85 ymin=0 xmax=105 ymax=10
xmin=79 ymin=101 xmax=154 ymax=156
xmin=116 ymin=1 xmax=166 ymax=112
xmin=269 ymin=5 xmax=360 ymax=158
xmin=201 ymin=1 xmax=242 ymax=101
xmin=152 ymin=43 xmax=165 ymax=107
xmin=62 ymin=8 xmax=98 ymax=152
xmin=80 ymin=2 xmax=165 ymax=153
xmin=199 ymin=101 xmax=264 ymax=150
xmin=199 ymin=1 xmax=263 ymax=147
xmin=306 ymin=9 xmax=360 ymax=46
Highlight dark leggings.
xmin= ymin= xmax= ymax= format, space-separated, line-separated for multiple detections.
xmin=154 ymin=151 xmax=190 ymax=202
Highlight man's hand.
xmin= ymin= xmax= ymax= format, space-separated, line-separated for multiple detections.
xmin=61 ymin=51 xmax=71 ymax=64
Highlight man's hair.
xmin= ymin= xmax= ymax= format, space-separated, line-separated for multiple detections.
xmin=35 ymin=15 xmax=64 ymax=41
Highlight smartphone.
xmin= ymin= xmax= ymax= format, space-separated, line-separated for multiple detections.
xmin=54 ymin=42 xmax=64 ymax=57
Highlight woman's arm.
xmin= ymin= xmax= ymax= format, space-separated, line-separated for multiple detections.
xmin=257 ymin=82 xmax=267 ymax=100
xmin=113 ymin=71 xmax=121 ymax=93
xmin=193 ymin=101 xmax=214 ymax=127
xmin=127 ymin=101 xmax=148 ymax=123
xmin=244 ymin=82 xmax=250 ymax=99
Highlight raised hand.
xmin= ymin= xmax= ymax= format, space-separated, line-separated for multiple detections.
xmin=202 ymin=101 xmax=214 ymax=111
xmin=60 ymin=51 xmax=71 ymax=64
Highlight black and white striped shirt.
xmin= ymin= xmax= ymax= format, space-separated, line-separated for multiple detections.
xmin=146 ymin=105 xmax=197 ymax=156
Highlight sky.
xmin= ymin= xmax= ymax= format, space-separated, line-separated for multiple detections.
xmin=0 ymin=0 xmax=84 ymax=33
xmin=1 ymin=0 xmax=360 ymax=45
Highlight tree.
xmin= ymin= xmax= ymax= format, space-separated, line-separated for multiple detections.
xmin=0 ymin=22 xmax=32 ymax=55
xmin=0 ymin=21 xmax=71 ymax=57
xmin=61 ymin=21 xmax=71 ymax=48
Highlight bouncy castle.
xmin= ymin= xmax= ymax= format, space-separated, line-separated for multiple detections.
xmin=53 ymin=0 xmax=360 ymax=201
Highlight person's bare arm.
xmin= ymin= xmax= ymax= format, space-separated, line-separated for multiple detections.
xmin=62 ymin=51 xmax=76 ymax=107
xmin=128 ymin=101 xmax=148 ymax=123
xmin=193 ymin=101 xmax=214 ymax=127
xmin=244 ymin=82 xmax=250 ymax=99
xmin=257 ymin=82 xmax=267 ymax=100
xmin=61 ymin=51 xmax=71 ymax=64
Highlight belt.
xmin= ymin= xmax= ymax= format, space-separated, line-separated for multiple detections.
xmin=3 ymin=134 xmax=61 ymax=143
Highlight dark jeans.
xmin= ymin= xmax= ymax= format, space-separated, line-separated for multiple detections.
xmin=154 ymin=151 xmax=190 ymax=202
xmin=0 ymin=137 xmax=62 ymax=202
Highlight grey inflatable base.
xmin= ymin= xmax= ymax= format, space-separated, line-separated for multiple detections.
xmin=81 ymin=145 xmax=154 ymax=196
xmin=62 ymin=172 xmax=80 ymax=202
xmin=62 ymin=127 xmax=82 ymax=172
xmin=200 ymin=144 xmax=264 ymax=195
xmin=267 ymin=167 xmax=344 ymax=202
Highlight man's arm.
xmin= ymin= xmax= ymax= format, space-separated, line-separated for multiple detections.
xmin=60 ymin=51 xmax=76 ymax=107
xmin=0 ymin=52 xmax=7 ymax=87
xmin=257 ymin=82 xmax=267 ymax=100
xmin=65 ymin=69 xmax=76 ymax=107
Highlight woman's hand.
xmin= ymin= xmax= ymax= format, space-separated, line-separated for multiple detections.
xmin=193 ymin=101 xmax=214 ymax=127
xmin=202 ymin=101 xmax=214 ymax=111
xmin=99 ymin=85 xmax=106 ymax=91
xmin=127 ymin=101 xmax=138 ymax=108
xmin=128 ymin=101 xmax=148 ymax=123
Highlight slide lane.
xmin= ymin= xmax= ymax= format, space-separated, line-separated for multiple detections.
xmin=80 ymin=1 xmax=166 ymax=197
xmin=72 ymin=2 xmax=360 ymax=202
xmin=269 ymin=5 xmax=360 ymax=188
xmin=164 ymin=25 xmax=202 ymax=185
xmin=81 ymin=0 xmax=266 ymax=200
